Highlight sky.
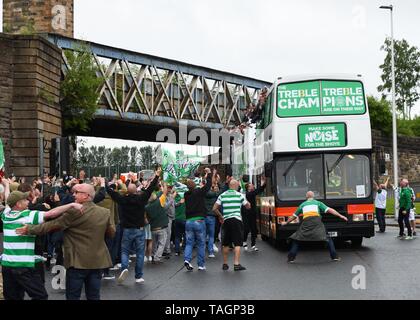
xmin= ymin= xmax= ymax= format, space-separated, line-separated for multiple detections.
xmin=1 ymin=0 xmax=419 ymax=151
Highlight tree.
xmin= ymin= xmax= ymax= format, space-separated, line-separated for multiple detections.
xmin=367 ymin=96 xmax=392 ymax=136
xmin=77 ymin=146 xmax=90 ymax=170
xmin=107 ymin=148 xmax=118 ymax=168
xmin=378 ymin=38 xmax=420 ymax=120
xmin=120 ymin=146 xmax=130 ymax=170
xmin=139 ymin=146 xmax=153 ymax=169
xmin=129 ymin=147 xmax=139 ymax=169
xmin=60 ymin=46 xmax=103 ymax=134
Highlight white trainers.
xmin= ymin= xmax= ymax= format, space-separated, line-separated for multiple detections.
xmin=208 ymin=254 xmax=215 ymax=258
xmin=148 ymin=256 xmax=153 ymax=262
xmin=198 ymin=266 xmax=206 ymax=271
xmin=144 ymin=256 xmax=148 ymax=262
xmin=213 ymin=244 xmax=219 ymax=253
xmin=103 ymin=275 xmax=115 ymax=280
xmin=405 ymin=236 xmax=414 ymax=240
xmin=251 ymin=246 xmax=259 ymax=252
xmin=243 ymin=243 xmax=248 ymax=251
xmin=184 ymin=261 xmax=194 ymax=271
xmin=117 ymin=269 xmax=129 ymax=284
xmin=135 ymin=278 xmax=145 ymax=284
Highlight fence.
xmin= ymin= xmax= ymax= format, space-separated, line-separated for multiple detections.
xmin=74 ymin=165 xmax=147 ymax=179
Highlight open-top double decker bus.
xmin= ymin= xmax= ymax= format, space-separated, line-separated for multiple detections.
xmin=244 ymin=74 xmax=374 ymax=248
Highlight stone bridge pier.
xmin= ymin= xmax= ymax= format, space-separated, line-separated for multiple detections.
xmin=0 ymin=34 xmax=62 ymax=179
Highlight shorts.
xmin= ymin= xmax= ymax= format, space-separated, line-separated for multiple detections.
xmin=144 ymin=224 xmax=152 ymax=240
xmin=409 ymin=209 xmax=416 ymax=222
xmin=221 ymin=218 xmax=243 ymax=247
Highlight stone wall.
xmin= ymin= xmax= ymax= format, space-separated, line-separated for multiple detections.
xmin=0 ymin=33 xmax=62 ymax=178
xmin=3 ymin=0 xmax=73 ymax=37
xmin=372 ymin=129 xmax=420 ymax=184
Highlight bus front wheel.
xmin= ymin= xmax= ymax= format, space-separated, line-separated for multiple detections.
xmin=350 ymin=237 xmax=363 ymax=248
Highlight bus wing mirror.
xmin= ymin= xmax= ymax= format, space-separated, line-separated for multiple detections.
xmin=264 ymin=162 xmax=272 ymax=178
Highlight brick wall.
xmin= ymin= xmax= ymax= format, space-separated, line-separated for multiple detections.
xmin=372 ymin=129 xmax=420 ymax=184
xmin=3 ymin=0 xmax=73 ymax=37
xmin=0 ymin=35 xmax=13 ymax=173
xmin=0 ymin=33 xmax=62 ymax=178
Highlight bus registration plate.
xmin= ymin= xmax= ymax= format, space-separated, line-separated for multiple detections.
xmin=328 ymin=232 xmax=338 ymax=238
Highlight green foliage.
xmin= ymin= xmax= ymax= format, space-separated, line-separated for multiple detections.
xmin=139 ymin=146 xmax=153 ymax=169
xmin=378 ymin=38 xmax=420 ymax=120
xmin=3 ymin=23 xmax=12 ymax=33
xmin=20 ymin=20 xmax=36 ymax=35
xmin=76 ymin=145 xmax=155 ymax=175
xmin=367 ymin=96 xmax=392 ymax=136
xmin=411 ymin=116 xmax=420 ymax=136
xmin=60 ymin=46 xmax=103 ymax=135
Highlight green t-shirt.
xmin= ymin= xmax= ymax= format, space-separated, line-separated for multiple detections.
xmin=293 ymin=199 xmax=329 ymax=219
xmin=216 ymin=189 xmax=248 ymax=221
xmin=1 ymin=208 xmax=45 ymax=268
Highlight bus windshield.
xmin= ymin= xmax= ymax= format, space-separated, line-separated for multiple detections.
xmin=275 ymin=153 xmax=371 ymax=201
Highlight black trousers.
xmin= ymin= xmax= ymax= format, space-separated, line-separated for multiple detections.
xmin=398 ymin=208 xmax=412 ymax=236
xmin=375 ymin=207 xmax=386 ymax=232
xmin=214 ymin=218 xmax=221 ymax=243
xmin=243 ymin=211 xmax=258 ymax=246
xmin=2 ymin=266 xmax=48 ymax=300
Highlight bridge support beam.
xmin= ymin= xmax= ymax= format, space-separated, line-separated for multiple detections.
xmin=0 ymin=34 xmax=62 ymax=179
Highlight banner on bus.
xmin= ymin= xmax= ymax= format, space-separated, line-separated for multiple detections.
xmin=277 ymin=80 xmax=366 ymax=117
xmin=298 ymin=123 xmax=347 ymax=149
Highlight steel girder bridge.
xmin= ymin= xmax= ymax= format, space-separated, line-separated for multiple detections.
xmin=47 ymin=34 xmax=271 ymax=142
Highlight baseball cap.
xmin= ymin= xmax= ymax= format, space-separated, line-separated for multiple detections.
xmin=7 ymin=191 xmax=30 ymax=208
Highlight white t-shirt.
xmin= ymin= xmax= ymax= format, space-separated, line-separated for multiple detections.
xmin=375 ymin=189 xmax=387 ymax=209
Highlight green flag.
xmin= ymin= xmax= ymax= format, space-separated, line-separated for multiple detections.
xmin=159 ymin=147 xmax=204 ymax=185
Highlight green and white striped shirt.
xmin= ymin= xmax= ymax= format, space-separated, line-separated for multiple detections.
xmin=1 ymin=208 xmax=45 ymax=268
xmin=216 ymin=189 xmax=248 ymax=221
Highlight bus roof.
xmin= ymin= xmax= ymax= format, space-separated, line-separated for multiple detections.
xmin=275 ymin=73 xmax=364 ymax=85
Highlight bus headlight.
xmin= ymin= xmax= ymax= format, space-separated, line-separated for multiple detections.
xmin=352 ymin=214 xmax=364 ymax=222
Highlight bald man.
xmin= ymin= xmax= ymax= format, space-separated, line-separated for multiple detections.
xmin=106 ymin=168 xmax=161 ymax=284
xmin=281 ymin=191 xmax=347 ymax=263
xmin=16 ymin=183 xmax=116 ymax=300
xmin=213 ymin=179 xmax=251 ymax=271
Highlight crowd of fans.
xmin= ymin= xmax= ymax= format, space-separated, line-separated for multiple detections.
xmin=0 ymin=166 xmax=264 ymax=300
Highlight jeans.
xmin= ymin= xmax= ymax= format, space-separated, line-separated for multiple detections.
xmin=2 ymin=267 xmax=48 ymax=300
xmin=48 ymin=231 xmax=64 ymax=265
xmin=174 ymin=219 xmax=186 ymax=253
xmin=164 ymin=220 xmax=173 ymax=254
xmin=152 ymin=229 xmax=168 ymax=262
xmin=398 ymin=208 xmax=412 ymax=236
xmin=104 ymin=236 xmax=114 ymax=276
xmin=111 ymin=224 xmax=123 ymax=265
xmin=184 ymin=220 xmax=206 ymax=267
xmin=205 ymin=216 xmax=216 ymax=254
xmin=66 ymin=268 xmax=102 ymax=300
xmin=375 ymin=207 xmax=386 ymax=232
xmin=121 ymin=228 xmax=146 ymax=279
xmin=288 ymin=238 xmax=338 ymax=260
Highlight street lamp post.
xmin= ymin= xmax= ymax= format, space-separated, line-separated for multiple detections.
xmin=380 ymin=5 xmax=398 ymax=220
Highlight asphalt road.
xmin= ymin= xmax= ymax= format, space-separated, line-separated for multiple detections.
xmin=41 ymin=226 xmax=420 ymax=300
